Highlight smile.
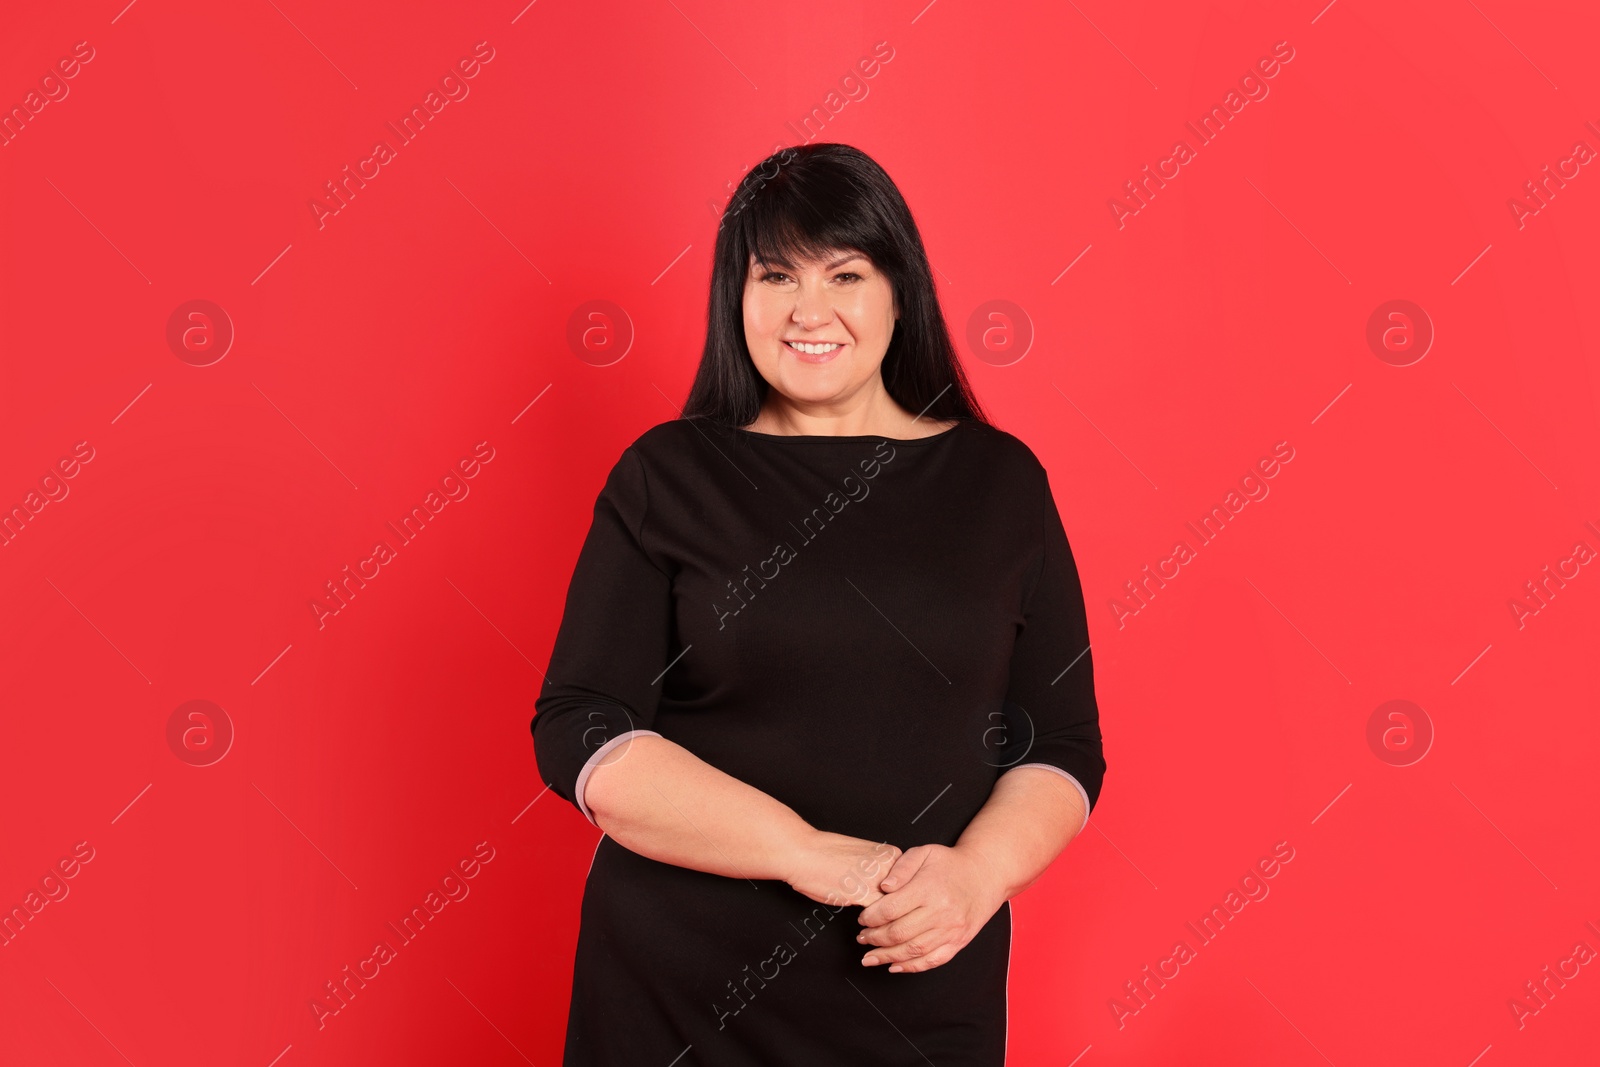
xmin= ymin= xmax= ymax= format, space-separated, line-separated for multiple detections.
xmin=784 ymin=340 xmax=845 ymax=362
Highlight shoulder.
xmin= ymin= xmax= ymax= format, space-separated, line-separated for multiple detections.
xmin=622 ymin=417 xmax=720 ymax=463
xmin=958 ymin=420 xmax=1048 ymax=480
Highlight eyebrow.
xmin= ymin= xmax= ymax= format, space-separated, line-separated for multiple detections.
xmin=754 ymin=252 xmax=866 ymax=271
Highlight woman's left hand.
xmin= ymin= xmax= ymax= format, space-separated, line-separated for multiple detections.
xmin=853 ymin=844 xmax=1008 ymax=973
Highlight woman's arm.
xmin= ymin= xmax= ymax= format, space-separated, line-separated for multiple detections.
xmin=951 ymin=764 xmax=1087 ymax=897
xmin=584 ymin=733 xmax=902 ymax=905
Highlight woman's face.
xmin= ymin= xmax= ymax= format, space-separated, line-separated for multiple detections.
xmin=742 ymin=249 xmax=898 ymax=409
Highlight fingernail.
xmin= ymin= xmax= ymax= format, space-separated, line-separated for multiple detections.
xmin=888 ymin=965 xmax=903 ymax=973
xmin=856 ymin=933 xmax=867 ymax=942
xmin=862 ymin=955 xmax=879 ymax=966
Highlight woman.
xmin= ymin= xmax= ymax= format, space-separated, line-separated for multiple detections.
xmin=532 ymin=142 xmax=1106 ymax=1065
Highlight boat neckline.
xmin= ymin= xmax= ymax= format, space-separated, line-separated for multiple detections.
xmin=716 ymin=418 xmax=972 ymax=445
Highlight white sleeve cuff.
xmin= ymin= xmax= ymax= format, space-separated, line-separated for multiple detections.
xmin=1007 ymin=762 xmax=1092 ymax=823
xmin=575 ymin=729 xmax=663 ymax=827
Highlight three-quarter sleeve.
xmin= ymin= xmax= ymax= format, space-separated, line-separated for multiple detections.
xmin=999 ymin=462 xmax=1107 ymax=821
xmin=531 ymin=446 xmax=673 ymax=827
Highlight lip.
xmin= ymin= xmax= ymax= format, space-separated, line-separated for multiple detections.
xmin=784 ymin=339 xmax=846 ymax=364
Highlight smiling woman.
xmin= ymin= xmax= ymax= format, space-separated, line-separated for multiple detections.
xmin=532 ymin=142 xmax=1106 ymax=1067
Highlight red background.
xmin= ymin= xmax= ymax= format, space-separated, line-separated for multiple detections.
xmin=2 ymin=0 xmax=1598 ymax=1064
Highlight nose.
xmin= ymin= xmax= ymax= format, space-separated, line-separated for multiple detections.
xmin=790 ymin=282 xmax=832 ymax=328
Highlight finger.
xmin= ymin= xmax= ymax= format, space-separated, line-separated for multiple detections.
xmin=877 ymin=846 xmax=928 ymax=892
xmin=856 ymin=904 xmax=933 ymax=948
xmin=861 ymin=928 xmax=950 ymax=968
xmin=888 ymin=942 xmax=960 ymax=973
xmin=857 ymin=880 xmax=922 ymax=928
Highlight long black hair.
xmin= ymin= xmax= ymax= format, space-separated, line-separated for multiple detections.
xmin=680 ymin=142 xmax=990 ymax=430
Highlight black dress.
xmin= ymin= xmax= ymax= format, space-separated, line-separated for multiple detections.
xmin=531 ymin=416 xmax=1106 ymax=1066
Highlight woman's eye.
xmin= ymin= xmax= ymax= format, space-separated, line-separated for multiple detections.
xmin=836 ymin=272 xmax=860 ymax=282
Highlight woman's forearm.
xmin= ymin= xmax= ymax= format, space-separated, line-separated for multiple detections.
xmin=954 ymin=766 xmax=1089 ymax=902
xmin=581 ymin=733 xmax=815 ymax=883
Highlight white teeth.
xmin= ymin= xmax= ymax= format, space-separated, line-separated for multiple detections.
xmin=789 ymin=341 xmax=840 ymax=355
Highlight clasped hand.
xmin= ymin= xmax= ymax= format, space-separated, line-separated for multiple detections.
xmin=784 ymin=832 xmax=1008 ymax=975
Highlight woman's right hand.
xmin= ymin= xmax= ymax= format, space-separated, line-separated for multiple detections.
xmin=782 ymin=830 xmax=902 ymax=908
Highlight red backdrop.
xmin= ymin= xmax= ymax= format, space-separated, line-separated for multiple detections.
xmin=2 ymin=0 xmax=1598 ymax=1064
